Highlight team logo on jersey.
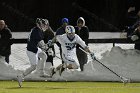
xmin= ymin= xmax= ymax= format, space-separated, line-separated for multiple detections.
xmin=65 ymin=43 xmax=76 ymax=50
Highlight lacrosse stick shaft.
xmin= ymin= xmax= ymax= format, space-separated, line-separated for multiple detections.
xmin=55 ymin=55 xmax=62 ymax=60
xmin=79 ymin=47 xmax=127 ymax=82
xmin=95 ymin=58 xmax=124 ymax=80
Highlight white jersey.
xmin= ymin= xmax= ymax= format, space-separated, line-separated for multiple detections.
xmin=56 ymin=33 xmax=87 ymax=56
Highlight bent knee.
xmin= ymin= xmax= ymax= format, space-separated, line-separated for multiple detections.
xmin=38 ymin=52 xmax=47 ymax=60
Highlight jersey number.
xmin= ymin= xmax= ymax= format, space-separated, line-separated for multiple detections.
xmin=66 ymin=46 xmax=75 ymax=50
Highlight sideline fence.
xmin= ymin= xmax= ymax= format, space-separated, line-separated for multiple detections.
xmin=11 ymin=38 xmax=135 ymax=47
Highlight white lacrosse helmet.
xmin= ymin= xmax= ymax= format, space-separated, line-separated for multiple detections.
xmin=65 ymin=25 xmax=75 ymax=34
xmin=65 ymin=25 xmax=75 ymax=40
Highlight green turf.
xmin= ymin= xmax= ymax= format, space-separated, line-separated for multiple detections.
xmin=0 ymin=81 xmax=140 ymax=93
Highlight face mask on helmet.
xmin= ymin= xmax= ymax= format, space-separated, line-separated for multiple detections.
xmin=65 ymin=25 xmax=75 ymax=39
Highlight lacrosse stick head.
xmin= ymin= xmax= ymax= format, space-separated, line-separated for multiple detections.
xmin=120 ymin=76 xmax=131 ymax=86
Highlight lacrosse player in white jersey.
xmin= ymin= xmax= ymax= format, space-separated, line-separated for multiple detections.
xmin=49 ymin=25 xmax=95 ymax=76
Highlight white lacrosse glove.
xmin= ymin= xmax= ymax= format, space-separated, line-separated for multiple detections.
xmin=131 ymin=35 xmax=139 ymax=41
xmin=90 ymin=52 xmax=96 ymax=60
xmin=47 ymin=48 xmax=54 ymax=56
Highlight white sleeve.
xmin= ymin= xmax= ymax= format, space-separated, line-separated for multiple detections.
xmin=76 ymin=34 xmax=87 ymax=48
xmin=56 ymin=35 xmax=63 ymax=44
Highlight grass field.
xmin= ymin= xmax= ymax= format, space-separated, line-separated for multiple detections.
xmin=0 ymin=81 xmax=140 ymax=93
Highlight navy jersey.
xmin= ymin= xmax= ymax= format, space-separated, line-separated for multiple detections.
xmin=27 ymin=27 xmax=44 ymax=53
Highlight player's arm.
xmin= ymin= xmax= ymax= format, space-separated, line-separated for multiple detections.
xmin=82 ymin=46 xmax=96 ymax=60
xmin=84 ymin=46 xmax=92 ymax=53
xmin=38 ymin=40 xmax=48 ymax=51
xmin=47 ymin=35 xmax=57 ymax=47
xmin=76 ymin=35 xmax=95 ymax=60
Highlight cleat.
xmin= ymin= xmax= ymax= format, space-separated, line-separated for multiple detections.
xmin=17 ymin=75 xmax=23 ymax=88
xmin=50 ymin=67 xmax=56 ymax=77
xmin=121 ymin=77 xmax=131 ymax=86
xmin=59 ymin=65 xmax=65 ymax=76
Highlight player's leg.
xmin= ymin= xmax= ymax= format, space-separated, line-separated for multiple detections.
xmin=23 ymin=50 xmax=38 ymax=76
xmin=17 ymin=50 xmax=37 ymax=87
xmin=76 ymin=48 xmax=88 ymax=71
xmin=45 ymin=54 xmax=54 ymax=76
xmin=63 ymin=54 xmax=79 ymax=69
xmin=50 ymin=64 xmax=64 ymax=76
xmin=37 ymin=48 xmax=51 ymax=77
xmin=58 ymin=54 xmax=79 ymax=75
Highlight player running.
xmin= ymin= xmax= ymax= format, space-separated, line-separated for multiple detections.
xmin=49 ymin=25 xmax=95 ymax=76
xmin=17 ymin=18 xmax=51 ymax=87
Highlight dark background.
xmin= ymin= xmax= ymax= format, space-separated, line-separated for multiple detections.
xmin=0 ymin=0 xmax=139 ymax=32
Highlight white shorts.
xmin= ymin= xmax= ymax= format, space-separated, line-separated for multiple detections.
xmin=26 ymin=48 xmax=46 ymax=65
xmin=62 ymin=53 xmax=79 ymax=69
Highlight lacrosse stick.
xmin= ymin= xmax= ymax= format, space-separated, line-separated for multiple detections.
xmin=79 ymin=47 xmax=130 ymax=85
